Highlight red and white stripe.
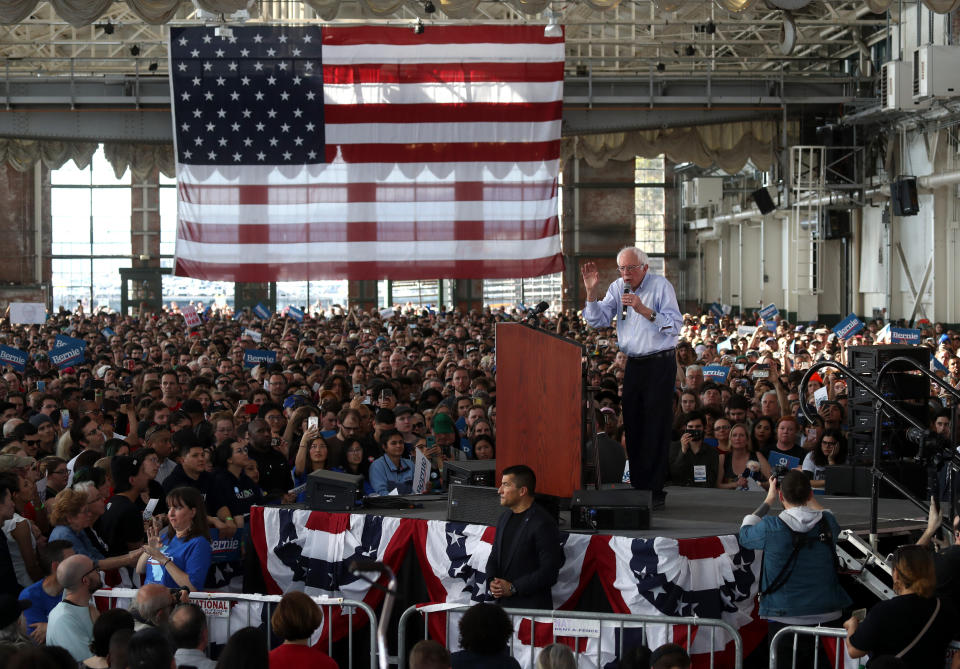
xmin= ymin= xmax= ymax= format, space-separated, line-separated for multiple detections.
xmin=174 ymin=25 xmax=564 ymax=282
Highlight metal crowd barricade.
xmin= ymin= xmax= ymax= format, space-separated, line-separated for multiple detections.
xmin=94 ymin=588 xmax=379 ymax=669
xmin=768 ymin=625 xmax=848 ymax=669
xmin=771 ymin=626 xmax=960 ymax=669
xmin=397 ymin=604 xmax=743 ymax=669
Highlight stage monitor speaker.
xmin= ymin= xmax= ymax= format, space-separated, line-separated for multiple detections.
xmin=571 ymin=488 xmax=651 ymax=530
xmin=445 ymin=460 xmax=496 ymax=489
xmin=891 ymin=176 xmax=919 ymax=217
xmin=752 ymin=187 xmax=776 ymax=215
xmin=305 ymin=469 xmax=363 ymax=511
xmin=447 ymin=484 xmax=503 ymax=526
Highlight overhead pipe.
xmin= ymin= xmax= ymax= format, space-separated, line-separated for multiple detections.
xmin=691 ymin=168 xmax=960 ymax=229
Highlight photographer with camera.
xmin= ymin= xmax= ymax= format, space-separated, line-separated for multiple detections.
xmin=739 ymin=470 xmax=850 ymax=669
xmin=668 ymin=411 xmax=718 ymax=488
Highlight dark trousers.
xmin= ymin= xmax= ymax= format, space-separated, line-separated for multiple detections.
xmin=622 ymin=353 xmax=676 ymax=493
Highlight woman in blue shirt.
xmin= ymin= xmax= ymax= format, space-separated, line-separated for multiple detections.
xmin=136 ymin=486 xmax=212 ymax=592
xmin=368 ymin=429 xmax=414 ymax=495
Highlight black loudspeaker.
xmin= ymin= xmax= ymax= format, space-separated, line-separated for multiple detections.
xmin=570 ymin=488 xmax=651 ymax=530
xmin=825 ymin=463 xmax=927 ymax=499
xmin=752 ymin=187 xmax=776 ymax=214
xmin=447 ymin=484 xmax=503 ymax=525
xmin=444 ymin=460 xmax=496 ymax=489
xmin=305 ymin=469 xmax=363 ymax=511
xmin=823 ymin=209 xmax=852 ymax=239
xmin=891 ymin=176 xmax=919 ymax=216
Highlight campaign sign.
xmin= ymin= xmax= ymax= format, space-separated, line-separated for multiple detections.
xmin=767 ymin=452 xmax=801 ymax=470
xmin=413 ymin=448 xmax=431 ymax=494
xmin=889 ymin=327 xmax=922 ymax=345
xmin=708 ymin=303 xmax=724 ymax=318
xmin=737 ymin=325 xmax=758 ymax=337
xmin=0 ymin=346 xmax=27 ymax=372
xmin=287 ymin=306 xmax=304 ymax=323
xmin=49 ymin=345 xmax=84 ymax=369
xmin=101 ymin=327 xmax=115 ymax=338
xmin=243 ymin=348 xmax=276 ymax=369
xmin=242 ymin=328 xmax=262 ymax=343
xmin=181 ymin=305 xmax=201 ymax=328
xmin=717 ymin=338 xmax=734 ymax=352
xmin=832 ymin=313 xmax=865 ymax=340
xmin=54 ymin=334 xmax=86 ymax=350
xmin=932 ymin=355 xmax=949 ymax=373
xmin=9 ymin=302 xmax=46 ymax=325
xmin=252 ymin=302 xmax=271 ymax=320
xmin=703 ymin=365 xmax=730 ymax=384
xmin=209 ymin=527 xmax=244 ymax=564
xmin=759 ymin=303 xmax=779 ymax=323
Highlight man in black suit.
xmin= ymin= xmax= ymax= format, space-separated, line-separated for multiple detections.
xmin=485 ymin=465 xmax=561 ymax=609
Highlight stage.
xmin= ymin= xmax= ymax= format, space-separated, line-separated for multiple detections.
xmin=244 ymin=487 xmax=923 ymax=668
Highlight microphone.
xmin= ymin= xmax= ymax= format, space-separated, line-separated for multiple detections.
xmin=533 ymin=301 xmax=549 ymax=315
xmin=622 ymin=287 xmax=630 ymax=320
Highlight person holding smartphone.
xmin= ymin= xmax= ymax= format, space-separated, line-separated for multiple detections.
xmin=668 ymin=411 xmax=718 ymax=488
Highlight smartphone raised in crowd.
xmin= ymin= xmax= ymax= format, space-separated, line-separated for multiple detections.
xmin=60 ymin=409 xmax=70 ymax=429
xmin=307 ymin=416 xmax=319 ymax=431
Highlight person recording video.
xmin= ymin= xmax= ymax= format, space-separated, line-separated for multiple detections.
xmin=668 ymin=411 xmax=718 ymax=488
xmin=738 ymin=470 xmax=850 ymax=669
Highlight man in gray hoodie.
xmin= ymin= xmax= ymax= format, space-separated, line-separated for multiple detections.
xmin=739 ymin=470 xmax=850 ymax=669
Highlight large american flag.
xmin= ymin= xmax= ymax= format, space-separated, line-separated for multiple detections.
xmin=249 ymin=508 xmax=766 ymax=668
xmin=168 ymin=25 xmax=564 ymax=282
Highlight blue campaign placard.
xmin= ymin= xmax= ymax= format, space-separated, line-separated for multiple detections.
xmin=0 ymin=346 xmax=28 ymax=372
xmin=702 ymin=365 xmax=730 ymax=383
xmin=932 ymin=355 xmax=948 ymax=373
xmin=708 ymin=303 xmax=723 ymax=318
xmin=767 ymin=452 xmax=801 ymax=470
xmin=101 ymin=327 xmax=115 ymax=338
xmin=252 ymin=302 xmax=271 ymax=320
xmin=889 ymin=327 xmax=922 ymax=345
xmin=243 ymin=348 xmax=277 ymax=369
xmin=54 ymin=333 xmax=86 ymax=350
xmin=49 ymin=345 xmax=84 ymax=369
xmin=288 ymin=306 xmax=304 ymax=323
xmin=832 ymin=313 xmax=864 ymax=340
xmin=759 ymin=303 xmax=779 ymax=322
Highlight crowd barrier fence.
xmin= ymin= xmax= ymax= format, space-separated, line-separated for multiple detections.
xmin=768 ymin=625 xmax=960 ymax=669
xmin=397 ymin=604 xmax=743 ymax=669
xmin=93 ymin=588 xmax=379 ymax=669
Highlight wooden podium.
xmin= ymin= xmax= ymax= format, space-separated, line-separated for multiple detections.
xmin=495 ymin=323 xmax=584 ymax=499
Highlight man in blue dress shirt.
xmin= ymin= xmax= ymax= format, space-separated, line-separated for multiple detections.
xmin=582 ymin=246 xmax=682 ymax=508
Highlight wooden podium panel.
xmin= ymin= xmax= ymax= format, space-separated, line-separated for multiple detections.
xmin=495 ymin=323 xmax=584 ymax=498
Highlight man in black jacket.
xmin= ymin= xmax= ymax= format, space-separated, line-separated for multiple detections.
xmin=485 ymin=465 xmax=560 ymax=609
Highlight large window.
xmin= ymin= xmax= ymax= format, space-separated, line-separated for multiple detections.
xmin=635 ymin=156 xmax=666 ymax=275
xmin=51 ymin=148 xmax=133 ymax=311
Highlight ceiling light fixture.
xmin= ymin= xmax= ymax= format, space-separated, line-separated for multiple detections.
xmin=100 ymin=21 xmax=114 ymax=35
xmin=148 ymin=61 xmax=158 ymax=72
xmin=656 ymin=62 xmax=665 ymax=72
xmin=424 ymin=0 xmax=436 ymax=13
xmin=544 ymin=9 xmax=562 ymax=38
xmin=130 ymin=44 xmax=140 ymax=56
xmin=413 ymin=18 xmax=424 ymax=34
xmin=685 ymin=45 xmax=696 ymax=56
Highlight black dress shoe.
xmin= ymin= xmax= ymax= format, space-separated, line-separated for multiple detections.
xmin=652 ymin=491 xmax=667 ymax=510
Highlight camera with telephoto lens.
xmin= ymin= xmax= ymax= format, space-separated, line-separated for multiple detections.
xmin=773 ymin=464 xmax=790 ymax=488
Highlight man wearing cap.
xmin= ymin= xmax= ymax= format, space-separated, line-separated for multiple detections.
xmin=582 ymin=247 xmax=682 ymax=509
xmin=433 ymin=412 xmax=467 ymax=459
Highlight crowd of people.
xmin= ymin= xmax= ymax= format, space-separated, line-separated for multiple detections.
xmin=0 ymin=298 xmax=958 ymax=667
